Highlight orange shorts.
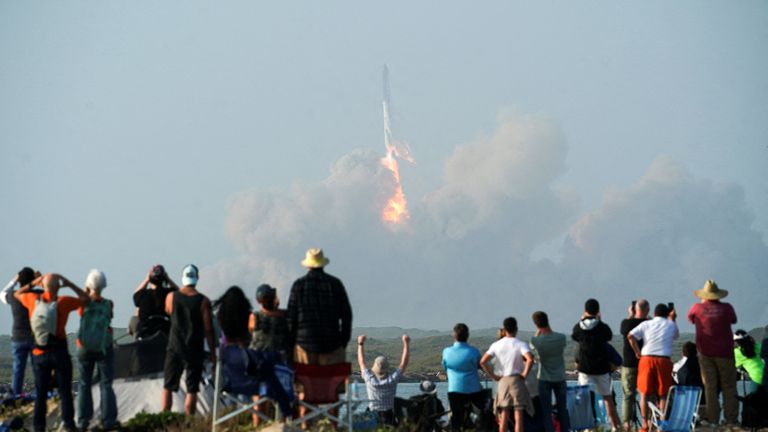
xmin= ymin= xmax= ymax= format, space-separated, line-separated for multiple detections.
xmin=637 ymin=356 xmax=674 ymax=397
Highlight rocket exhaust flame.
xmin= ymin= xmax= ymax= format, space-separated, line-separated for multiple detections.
xmin=380 ymin=65 xmax=414 ymax=225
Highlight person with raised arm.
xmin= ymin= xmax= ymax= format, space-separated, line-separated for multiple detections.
xmin=0 ymin=267 xmax=40 ymax=397
xmin=357 ymin=333 xmax=410 ymax=426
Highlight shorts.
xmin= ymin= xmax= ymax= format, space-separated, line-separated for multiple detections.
xmin=495 ymin=376 xmax=533 ymax=415
xmin=637 ymin=356 xmax=674 ymax=397
xmin=293 ymin=345 xmax=346 ymax=365
xmin=163 ymin=350 xmax=204 ymax=393
xmin=577 ymin=372 xmax=612 ymax=397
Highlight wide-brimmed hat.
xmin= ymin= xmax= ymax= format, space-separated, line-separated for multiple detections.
xmin=371 ymin=356 xmax=389 ymax=379
xmin=301 ymin=248 xmax=330 ymax=268
xmin=694 ymin=279 xmax=728 ymax=300
xmin=420 ymin=380 xmax=437 ymax=394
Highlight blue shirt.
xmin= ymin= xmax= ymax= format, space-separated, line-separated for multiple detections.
xmin=442 ymin=342 xmax=482 ymax=394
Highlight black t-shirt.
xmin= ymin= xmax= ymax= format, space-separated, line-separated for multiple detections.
xmin=620 ymin=318 xmax=647 ymax=368
xmin=133 ymin=287 xmax=173 ymax=336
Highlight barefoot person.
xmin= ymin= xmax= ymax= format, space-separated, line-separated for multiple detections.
xmin=161 ymin=265 xmax=216 ymax=415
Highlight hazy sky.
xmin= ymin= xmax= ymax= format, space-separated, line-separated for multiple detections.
xmin=2 ymin=2 xmax=767 ymax=334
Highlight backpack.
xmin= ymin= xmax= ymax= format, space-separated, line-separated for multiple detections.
xmin=78 ymin=300 xmax=112 ymax=354
xmin=31 ymin=295 xmax=58 ymax=347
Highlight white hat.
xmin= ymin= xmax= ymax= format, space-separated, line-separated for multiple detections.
xmin=85 ymin=269 xmax=107 ymax=292
xmin=182 ymin=264 xmax=199 ymax=286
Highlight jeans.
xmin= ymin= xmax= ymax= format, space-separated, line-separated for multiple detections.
xmin=538 ymin=380 xmax=570 ymax=432
xmin=77 ymin=346 xmax=118 ymax=429
xmin=11 ymin=339 xmax=34 ymax=396
xmin=699 ymin=354 xmax=739 ymax=424
xmin=621 ymin=366 xmax=638 ymax=424
xmin=32 ymin=346 xmax=75 ymax=432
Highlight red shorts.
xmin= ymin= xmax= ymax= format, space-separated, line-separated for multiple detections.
xmin=637 ymin=356 xmax=674 ymax=397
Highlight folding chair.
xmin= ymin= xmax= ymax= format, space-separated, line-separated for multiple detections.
xmin=211 ymin=344 xmax=294 ymax=431
xmin=566 ymin=385 xmax=595 ymax=431
xmin=285 ymin=362 xmax=368 ymax=431
xmin=647 ymin=385 xmax=701 ymax=432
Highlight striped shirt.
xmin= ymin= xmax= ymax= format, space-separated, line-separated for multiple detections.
xmin=362 ymin=368 xmax=402 ymax=411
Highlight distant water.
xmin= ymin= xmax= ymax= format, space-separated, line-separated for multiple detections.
xmin=347 ymin=379 xmax=753 ymax=421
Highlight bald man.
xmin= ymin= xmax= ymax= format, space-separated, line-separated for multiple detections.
xmin=15 ymin=273 xmax=89 ymax=432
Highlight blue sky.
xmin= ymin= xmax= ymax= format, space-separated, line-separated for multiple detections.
xmin=2 ymin=2 xmax=767 ymax=333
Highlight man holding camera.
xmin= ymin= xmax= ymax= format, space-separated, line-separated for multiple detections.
xmin=619 ymin=299 xmax=649 ymax=430
xmin=133 ymin=265 xmax=178 ymax=339
xmin=627 ymin=303 xmax=679 ymax=432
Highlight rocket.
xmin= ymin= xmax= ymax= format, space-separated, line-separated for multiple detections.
xmin=382 ymin=65 xmax=414 ymax=163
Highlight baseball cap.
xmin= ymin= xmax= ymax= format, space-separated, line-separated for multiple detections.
xmin=256 ymin=284 xmax=277 ymax=301
xmin=181 ymin=264 xmax=199 ymax=286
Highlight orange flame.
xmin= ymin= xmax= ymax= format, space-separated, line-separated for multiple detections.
xmin=381 ymin=151 xmax=409 ymax=224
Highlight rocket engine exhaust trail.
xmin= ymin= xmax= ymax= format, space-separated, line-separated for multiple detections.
xmin=380 ymin=65 xmax=414 ymax=225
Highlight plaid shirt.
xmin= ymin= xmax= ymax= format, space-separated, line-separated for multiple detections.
xmin=287 ymin=268 xmax=353 ymax=353
xmin=362 ymin=368 xmax=402 ymax=411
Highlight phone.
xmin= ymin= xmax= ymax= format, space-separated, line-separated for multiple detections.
xmin=667 ymin=302 xmax=675 ymax=312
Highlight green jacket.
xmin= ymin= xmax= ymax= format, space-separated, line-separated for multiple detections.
xmin=735 ymin=343 xmax=764 ymax=385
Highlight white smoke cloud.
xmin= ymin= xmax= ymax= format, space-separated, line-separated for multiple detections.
xmin=556 ymin=156 xmax=768 ymax=329
xmin=201 ymin=111 xmax=768 ymax=332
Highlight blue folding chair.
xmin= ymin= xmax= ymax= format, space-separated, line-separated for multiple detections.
xmin=566 ymin=385 xmax=595 ymax=431
xmin=211 ymin=344 xmax=294 ymax=431
xmin=647 ymin=385 xmax=701 ymax=431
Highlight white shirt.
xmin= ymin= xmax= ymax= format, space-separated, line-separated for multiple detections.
xmin=0 ymin=278 xmax=17 ymax=305
xmin=629 ymin=316 xmax=679 ymax=357
xmin=485 ymin=336 xmax=531 ymax=376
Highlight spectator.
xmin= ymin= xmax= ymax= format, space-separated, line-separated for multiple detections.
xmin=0 ymin=267 xmax=40 ymax=397
xmin=571 ymin=298 xmax=620 ymax=430
xmin=442 ymin=323 xmax=484 ymax=430
xmin=733 ymin=329 xmax=764 ymax=394
xmin=627 ymin=303 xmax=679 ymax=432
xmin=530 ymin=311 xmax=570 ymax=432
xmin=133 ymin=265 xmax=178 ymax=339
xmin=215 ymin=285 xmax=252 ymax=345
xmin=214 ymin=286 xmax=292 ymax=424
xmin=76 ymin=270 xmax=118 ymax=431
xmin=287 ymin=248 xmax=352 ymax=365
xmin=250 ymin=284 xmax=291 ymax=362
xmin=619 ymin=299 xmax=648 ymax=430
xmin=161 ymin=265 xmax=216 ymax=415
xmin=481 ymin=317 xmax=534 ymax=432
xmin=14 ymin=273 xmax=90 ymax=432
xmin=687 ymin=279 xmax=738 ymax=426
xmin=357 ymin=334 xmax=410 ymax=426
xmin=674 ymin=342 xmax=704 ymax=388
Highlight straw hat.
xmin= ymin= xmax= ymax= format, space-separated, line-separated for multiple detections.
xmin=301 ymin=248 xmax=330 ymax=268
xmin=371 ymin=356 xmax=389 ymax=379
xmin=694 ymin=279 xmax=728 ymax=300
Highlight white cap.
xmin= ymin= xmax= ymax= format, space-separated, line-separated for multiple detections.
xmin=181 ymin=264 xmax=199 ymax=286
xmin=85 ymin=269 xmax=107 ymax=292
